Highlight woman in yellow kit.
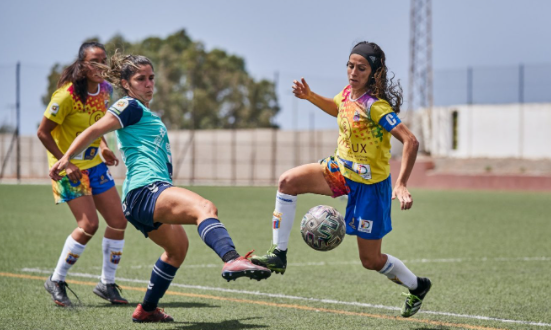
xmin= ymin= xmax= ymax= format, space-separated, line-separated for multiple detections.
xmin=252 ymin=41 xmax=431 ymax=318
xmin=37 ymin=42 xmax=128 ymax=307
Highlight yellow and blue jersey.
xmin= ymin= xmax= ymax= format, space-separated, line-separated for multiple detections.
xmin=108 ymin=97 xmax=173 ymax=200
xmin=333 ymin=85 xmax=401 ymax=184
xmin=44 ymin=82 xmax=112 ymax=169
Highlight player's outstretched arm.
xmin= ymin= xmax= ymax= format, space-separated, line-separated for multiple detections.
xmin=50 ymin=113 xmax=122 ymax=180
xmin=390 ymin=123 xmax=419 ymax=210
xmin=293 ymin=78 xmax=339 ymax=117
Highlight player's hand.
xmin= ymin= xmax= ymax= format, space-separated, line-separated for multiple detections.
xmin=50 ymin=158 xmax=80 ymax=182
xmin=392 ymin=184 xmax=413 ymax=210
xmin=292 ymin=78 xmax=312 ymax=100
xmin=101 ymin=147 xmax=119 ymax=166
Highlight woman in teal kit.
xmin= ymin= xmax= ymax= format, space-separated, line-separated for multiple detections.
xmin=50 ymin=53 xmax=271 ymax=323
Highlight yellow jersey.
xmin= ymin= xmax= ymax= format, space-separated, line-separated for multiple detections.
xmin=43 ymin=82 xmax=112 ymax=169
xmin=333 ymin=85 xmax=398 ymax=184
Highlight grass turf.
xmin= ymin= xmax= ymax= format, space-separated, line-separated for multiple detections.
xmin=0 ymin=184 xmax=550 ymax=330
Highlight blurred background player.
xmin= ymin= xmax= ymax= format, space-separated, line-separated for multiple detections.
xmin=37 ymin=42 xmax=128 ymax=307
xmin=50 ymin=52 xmax=271 ymax=323
xmin=251 ymin=41 xmax=431 ymax=318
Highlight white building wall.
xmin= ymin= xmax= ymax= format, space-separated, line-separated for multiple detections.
xmin=423 ymin=103 xmax=551 ymax=159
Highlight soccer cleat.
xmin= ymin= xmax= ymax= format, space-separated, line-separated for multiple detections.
xmin=93 ymin=282 xmax=128 ymax=304
xmin=250 ymin=244 xmax=287 ymax=274
xmin=401 ymin=277 xmax=432 ymax=318
xmin=132 ymin=304 xmax=174 ymax=323
xmin=44 ymin=276 xmax=75 ymax=307
xmin=222 ymin=250 xmax=272 ymax=282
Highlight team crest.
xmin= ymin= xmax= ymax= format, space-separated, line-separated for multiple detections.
xmin=358 ymin=219 xmax=373 ymax=233
xmin=49 ymin=103 xmax=60 ymax=115
xmin=65 ymin=252 xmax=80 ymax=265
xmin=110 ymin=251 xmax=122 ymax=264
xmin=272 ymin=212 xmax=282 ymax=229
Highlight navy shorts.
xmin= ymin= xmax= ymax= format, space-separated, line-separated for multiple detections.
xmin=344 ymin=175 xmax=393 ymax=240
xmin=122 ymin=181 xmax=173 ymax=238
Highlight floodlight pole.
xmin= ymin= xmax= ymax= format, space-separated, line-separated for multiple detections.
xmin=16 ymin=62 xmax=21 ymax=183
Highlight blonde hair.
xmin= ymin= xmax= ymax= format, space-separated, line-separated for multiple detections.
xmin=94 ymin=50 xmax=154 ymax=95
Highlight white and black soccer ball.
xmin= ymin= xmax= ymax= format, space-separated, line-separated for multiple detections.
xmin=300 ymin=205 xmax=345 ymax=251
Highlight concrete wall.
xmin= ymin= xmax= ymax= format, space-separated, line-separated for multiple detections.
xmin=0 ymin=129 xmax=340 ymax=185
xmin=421 ymin=103 xmax=551 ymax=159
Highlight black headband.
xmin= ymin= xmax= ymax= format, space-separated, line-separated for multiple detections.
xmin=350 ymin=43 xmax=381 ymax=73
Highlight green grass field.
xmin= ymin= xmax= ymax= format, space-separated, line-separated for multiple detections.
xmin=1 ymin=184 xmax=550 ymax=330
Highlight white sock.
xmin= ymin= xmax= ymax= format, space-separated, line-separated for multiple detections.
xmin=272 ymin=191 xmax=298 ymax=251
xmin=101 ymin=238 xmax=124 ymax=284
xmin=378 ymin=254 xmax=418 ymax=290
xmin=51 ymin=235 xmax=86 ymax=282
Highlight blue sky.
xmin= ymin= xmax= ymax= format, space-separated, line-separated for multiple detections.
xmin=1 ymin=0 xmax=550 ymax=135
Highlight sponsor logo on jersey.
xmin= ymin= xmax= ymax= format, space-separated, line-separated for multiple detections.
xmin=49 ymin=103 xmax=60 ymax=115
xmin=65 ymin=252 xmax=80 ymax=265
xmin=110 ymin=251 xmax=122 ymax=264
xmin=348 ymin=217 xmax=356 ymax=230
xmin=272 ymin=212 xmax=282 ymax=229
xmin=84 ymin=147 xmax=98 ymax=160
xmin=358 ymin=219 xmax=373 ymax=233
xmin=111 ymin=99 xmax=129 ymax=114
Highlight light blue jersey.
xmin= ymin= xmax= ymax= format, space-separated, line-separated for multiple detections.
xmin=108 ymin=97 xmax=173 ymax=200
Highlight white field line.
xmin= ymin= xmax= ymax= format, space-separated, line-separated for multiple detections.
xmin=22 ymin=267 xmax=551 ymax=328
xmin=109 ymin=256 xmax=551 ymax=270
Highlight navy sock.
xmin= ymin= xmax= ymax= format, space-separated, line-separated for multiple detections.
xmin=197 ymin=218 xmax=238 ymax=261
xmin=142 ymin=258 xmax=178 ymax=312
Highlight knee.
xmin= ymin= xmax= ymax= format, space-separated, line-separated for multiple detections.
xmin=197 ymin=199 xmax=218 ymax=219
xmin=82 ymin=220 xmax=99 ymax=235
xmin=278 ymin=171 xmax=298 ymax=195
xmin=360 ymin=256 xmax=385 ymax=271
xmin=164 ymin=242 xmax=188 ymax=267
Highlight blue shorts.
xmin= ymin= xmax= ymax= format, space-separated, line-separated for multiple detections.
xmin=52 ymin=162 xmax=115 ymax=204
xmin=122 ymin=181 xmax=173 ymax=238
xmin=344 ymin=176 xmax=393 ymax=240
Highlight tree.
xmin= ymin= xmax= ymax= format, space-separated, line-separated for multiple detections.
xmin=44 ymin=29 xmax=280 ymax=129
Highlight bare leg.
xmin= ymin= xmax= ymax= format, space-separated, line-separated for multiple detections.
xmin=93 ymin=186 xmax=127 ymax=240
xmin=153 ymin=186 xmax=218 ymax=226
xmin=147 ymin=224 xmax=189 ymax=268
xmin=67 ymin=195 xmax=100 ymax=244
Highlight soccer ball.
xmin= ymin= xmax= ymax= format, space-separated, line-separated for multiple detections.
xmin=300 ymin=205 xmax=346 ymax=251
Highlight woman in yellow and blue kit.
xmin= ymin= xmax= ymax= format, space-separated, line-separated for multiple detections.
xmin=37 ymin=42 xmax=128 ymax=307
xmin=251 ymin=41 xmax=431 ymax=318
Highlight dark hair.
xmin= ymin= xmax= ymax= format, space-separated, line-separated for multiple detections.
xmin=350 ymin=41 xmax=403 ymax=114
xmin=57 ymin=41 xmax=106 ymax=104
xmin=101 ymin=51 xmax=154 ymax=96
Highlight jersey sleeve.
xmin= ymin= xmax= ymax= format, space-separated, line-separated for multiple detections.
xmin=43 ymin=87 xmax=73 ymax=125
xmin=108 ymin=98 xmax=143 ymax=128
xmin=369 ymin=100 xmax=394 ymax=124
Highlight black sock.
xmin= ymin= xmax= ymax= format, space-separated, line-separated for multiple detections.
xmin=274 ymin=248 xmax=287 ymax=263
xmin=142 ymin=301 xmax=157 ymax=312
xmin=222 ymin=250 xmax=240 ymax=262
xmin=410 ymin=277 xmax=427 ymax=295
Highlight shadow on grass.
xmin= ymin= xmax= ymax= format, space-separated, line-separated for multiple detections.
xmin=91 ymin=302 xmax=218 ymax=309
xmin=170 ymin=317 xmax=267 ymax=330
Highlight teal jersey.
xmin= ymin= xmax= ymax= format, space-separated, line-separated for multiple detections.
xmin=108 ymin=97 xmax=173 ymax=200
